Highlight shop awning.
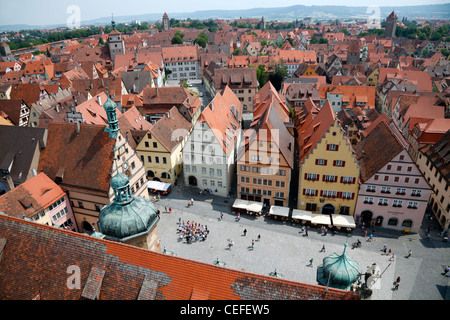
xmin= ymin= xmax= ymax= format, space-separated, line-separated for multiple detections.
xmin=268 ymin=205 xmax=290 ymax=217
xmin=311 ymin=214 xmax=332 ymax=225
xmin=232 ymin=199 xmax=249 ymax=209
xmin=331 ymin=214 xmax=356 ymax=228
xmin=247 ymin=201 xmax=263 ymax=213
xmin=291 ymin=209 xmax=313 ymax=221
xmin=147 ymin=181 xmax=171 ymax=192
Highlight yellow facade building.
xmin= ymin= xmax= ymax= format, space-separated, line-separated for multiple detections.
xmin=297 ymin=102 xmax=360 ymax=216
xmin=136 ymin=107 xmax=192 ymax=185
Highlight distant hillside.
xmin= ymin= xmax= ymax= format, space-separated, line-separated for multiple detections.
xmin=1 ymin=4 xmax=449 ymax=32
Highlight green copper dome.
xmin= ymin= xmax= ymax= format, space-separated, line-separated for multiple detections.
xmin=103 ymin=95 xmax=117 ymax=112
xmin=317 ymin=243 xmax=360 ymax=290
xmin=98 ymin=172 xmax=159 ymax=241
xmin=110 ymin=173 xmax=129 ymax=189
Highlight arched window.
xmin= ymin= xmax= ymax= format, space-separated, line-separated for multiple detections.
xmin=147 ymin=170 xmax=155 ymax=178
xmin=387 ymin=217 xmax=398 ymax=226
xmin=161 ymin=172 xmax=171 ymax=180
xmin=401 ymin=219 xmax=413 ymax=228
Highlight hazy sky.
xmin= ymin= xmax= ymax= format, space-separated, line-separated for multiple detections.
xmin=0 ymin=0 xmax=448 ymax=26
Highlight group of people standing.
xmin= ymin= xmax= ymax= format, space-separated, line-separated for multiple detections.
xmin=177 ymin=219 xmax=209 ymax=243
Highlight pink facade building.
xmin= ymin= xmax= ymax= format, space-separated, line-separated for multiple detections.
xmin=354 ymin=120 xmax=432 ymax=233
xmin=0 ymin=172 xmax=77 ymax=231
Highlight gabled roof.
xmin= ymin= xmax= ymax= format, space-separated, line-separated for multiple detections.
xmin=297 ymin=100 xmax=336 ymax=163
xmin=0 ymin=214 xmax=359 ymax=300
xmin=0 ymin=125 xmax=47 ymax=186
xmin=354 ymin=121 xmax=404 ymax=183
xmin=198 ymin=86 xmax=243 ymax=157
xmin=37 ymin=123 xmax=116 ymax=194
xmin=148 ymin=106 xmax=191 ymax=153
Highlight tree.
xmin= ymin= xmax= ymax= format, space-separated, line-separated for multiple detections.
xmin=193 ymin=31 xmax=208 ymax=48
xmin=256 ymin=64 xmax=268 ymax=89
xmin=171 ymin=31 xmax=184 ymax=45
xmin=268 ymin=62 xmax=288 ymax=91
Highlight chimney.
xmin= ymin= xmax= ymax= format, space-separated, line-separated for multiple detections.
xmin=75 ymin=122 xmax=80 ymax=134
xmin=97 ymin=95 xmax=102 ymax=106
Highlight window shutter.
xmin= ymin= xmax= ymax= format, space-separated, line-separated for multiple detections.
xmin=322 ymin=175 xmax=326 ymax=181
xmin=305 ymin=173 xmax=308 ymax=180
xmin=351 ymin=192 xmax=355 ymax=199
xmin=334 ymin=176 xmax=338 ymax=182
xmin=316 ymin=174 xmax=320 ymax=181
xmin=352 ymin=177 xmax=356 ymax=184
xmin=315 ymin=190 xmax=318 ymax=196
xmin=315 ymin=159 xmax=319 ymax=165
xmin=303 ymin=188 xmax=306 ymax=195
xmin=335 ymin=145 xmax=339 ymax=151
xmin=342 ymin=161 xmax=345 ymax=167
xmin=326 ymin=144 xmax=330 ymax=150
xmin=340 ymin=176 xmax=343 ymax=183
xmin=320 ymin=190 xmax=323 ymax=197
xmin=337 ymin=192 xmax=342 ymax=198
xmin=324 ymin=160 xmax=327 ymax=165
xmin=333 ymin=160 xmax=336 ymax=166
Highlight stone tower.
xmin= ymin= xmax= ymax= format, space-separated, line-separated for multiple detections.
xmin=162 ymin=12 xmax=169 ymax=31
xmin=346 ymin=40 xmax=360 ymax=66
xmin=108 ymin=28 xmax=125 ymax=63
xmin=385 ymin=11 xmax=398 ymax=38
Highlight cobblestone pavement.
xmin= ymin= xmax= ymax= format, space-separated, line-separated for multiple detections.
xmin=152 ymin=185 xmax=450 ymax=300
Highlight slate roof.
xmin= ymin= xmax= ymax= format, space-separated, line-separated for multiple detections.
xmin=0 ymin=214 xmax=360 ymax=300
xmin=0 ymin=125 xmax=47 ymax=186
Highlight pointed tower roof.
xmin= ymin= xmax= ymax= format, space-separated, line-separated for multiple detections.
xmin=387 ymin=11 xmax=398 ymax=19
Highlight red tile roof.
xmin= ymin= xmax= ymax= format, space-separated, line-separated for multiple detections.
xmin=0 ymin=214 xmax=360 ymax=300
xmin=37 ymin=122 xmax=116 ymax=194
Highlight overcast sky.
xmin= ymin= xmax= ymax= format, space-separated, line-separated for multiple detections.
xmin=0 ymin=0 xmax=448 ymax=27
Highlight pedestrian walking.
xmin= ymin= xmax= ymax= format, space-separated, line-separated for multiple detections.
xmin=165 ymin=206 xmax=167 ymax=212
xmin=169 ymin=207 xmax=172 ymax=213
xmin=320 ymin=245 xmax=326 ymax=252
xmin=257 ymin=234 xmax=261 ymax=241
xmin=243 ymin=229 xmax=247 ymax=236
xmin=251 ymin=239 xmax=254 ymax=250
xmin=388 ymin=249 xmax=392 ymax=256
xmin=407 ymin=250 xmax=412 ymax=258
xmin=191 ymin=198 xmax=194 ymax=206
xmin=305 ymin=228 xmax=308 ymax=236
xmin=389 ymin=253 xmax=395 ymax=262
xmin=308 ymin=258 xmax=313 ymax=267
xmin=220 ymin=212 xmax=223 ymax=220
xmin=443 ymin=266 xmax=449 ymax=275
xmin=394 ymin=277 xmax=400 ymax=290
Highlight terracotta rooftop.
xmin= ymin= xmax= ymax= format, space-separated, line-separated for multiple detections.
xmin=37 ymin=122 xmax=116 ymax=194
xmin=355 ymin=120 xmax=404 ymax=183
xmin=0 ymin=214 xmax=360 ymax=300
xmin=0 ymin=172 xmax=65 ymax=219
xmin=148 ymin=106 xmax=191 ymax=153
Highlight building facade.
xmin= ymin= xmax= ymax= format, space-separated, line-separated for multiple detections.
xmin=183 ymin=87 xmax=243 ymax=197
xmin=298 ymin=120 xmax=360 ymax=216
xmin=354 ymin=121 xmax=432 ymax=233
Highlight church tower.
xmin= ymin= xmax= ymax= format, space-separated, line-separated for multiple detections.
xmin=162 ymin=12 xmax=170 ymax=31
xmin=384 ymin=11 xmax=398 ymax=38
